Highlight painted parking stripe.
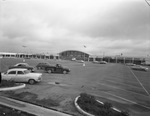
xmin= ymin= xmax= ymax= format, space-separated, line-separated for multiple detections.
xmin=128 ymin=67 xmax=150 ymax=96
xmin=104 ymin=79 xmax=142 ymax=89
xmin=103 ymin=91 xmax=150 ymax=110
xmin=98 ymin=82 xmax=147 ymax=97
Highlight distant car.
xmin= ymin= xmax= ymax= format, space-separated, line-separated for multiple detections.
xmin=141 ymin=62 xmax=150 ymax=66
xmin=76 ymin=60 xmax=84 ymax=63
xmin=93 ymin=61 xmax=100 ymax=64
xmin=2 ymin=68 xmax=42 ymax=84
xmin=36 ymin=62 xmax=50 ymax=70
xmin=99 ymin=61 xmax=107 ymax=64
xmin=37 ymin=63 xmax=70 ymax=74
xmin=126 ymin=63 xmax=136 ymax=66
xmin=131 ymin=65 xmax=148 ymax=71
xmin=9 ymin=63 xmax=35 ymax=72
xmin=71 ymin=58 xmax=76 ymax=61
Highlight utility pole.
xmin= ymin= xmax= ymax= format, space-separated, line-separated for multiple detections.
xmin=83 ymin=45 xmax=86 ymax=66
xmin=145 ymin=0 xmax=150 ymax=7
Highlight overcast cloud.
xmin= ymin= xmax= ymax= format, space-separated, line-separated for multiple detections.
xmin=0 ymin=0 xmax=150 ymax=57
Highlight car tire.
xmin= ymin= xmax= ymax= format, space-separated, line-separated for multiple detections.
xmin=63 ymin=70 xmax=67 ymax=74
xmin=28 ymin=79 xmax=35 ymax=84
xmin=47 ymin=69 xmax=52 ymax=73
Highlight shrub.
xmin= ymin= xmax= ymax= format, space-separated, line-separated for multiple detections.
xmin=77 ymin=93 xmax=129 ymax=116
xmin=0 ymin=80 xmax=17 ymax=88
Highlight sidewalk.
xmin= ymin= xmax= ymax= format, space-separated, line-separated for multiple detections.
xmin=0 ymin=96 xmax=72 ymax=116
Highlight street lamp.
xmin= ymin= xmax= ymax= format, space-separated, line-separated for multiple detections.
xmin=22 ymin=45 xmax=27 ymax=62
xmin=83 ymin=45 xmax=86 ymax=66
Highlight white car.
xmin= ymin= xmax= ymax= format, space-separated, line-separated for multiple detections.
xmin=9 ymin=63 xmax=35 ymax=72
xmin=126 ymin=63 xmax=136 ymax=66
xmin=2 ymin=68 xmax=42 ymax=84
xmin=131 ymin=65 xmax=148 ymax=71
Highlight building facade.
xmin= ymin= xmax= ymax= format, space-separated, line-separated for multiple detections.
xmin=0 ymin=52 xmax=59 ymax=60
xmin=59 ymin=50 xmax=90 ymax=61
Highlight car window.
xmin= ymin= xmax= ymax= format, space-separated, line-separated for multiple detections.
xmin=8 ymin=71 xmax=16 ymax=74
xmin=24 ymin=70 xmax=30 ymax=74
xmin=18 ymin=64 xmax=23 ymax=66
xmin=17 ymin=71 xmax=24 ymax=74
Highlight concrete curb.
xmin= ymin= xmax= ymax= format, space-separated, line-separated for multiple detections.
xmin=74 ymin=96 xmax=94 ymax=116
xmin=0 ymin=83 xmax=26 ymax=91
xmin=0 ymin=96 xmax=73 ymax=116
xmin=74 ymin=96 xmax=121 ymax=116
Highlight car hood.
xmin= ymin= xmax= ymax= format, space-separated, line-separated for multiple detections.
xmin=1 ymin=72 xmax=6 ymax=76
xmin=9 ymin=65 xmax=34 ymax=68
xmin=63 ymin=68 xmax=70 ymax=71
xmin=27 ymin=73 xmax=42 ymax=77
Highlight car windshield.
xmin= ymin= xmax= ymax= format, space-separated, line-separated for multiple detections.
xmin=24 ymin=70 xmax=30 ymax=74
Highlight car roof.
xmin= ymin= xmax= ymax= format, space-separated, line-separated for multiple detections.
xmin=8 ymin=68 xmax=27 ymax=71
xmin=38 ymin=62 xmax=48 ymax=64
xmin=16 ymin=63 xmax=28 ymax=65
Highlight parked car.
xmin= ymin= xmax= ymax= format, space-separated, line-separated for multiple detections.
xmin=37 ymin=63 xmax=70 ymax=74
xmin=71 ymin=58 xmax=76 ymax=61
xmin=141 ymin=62 xmax=150 ymax=66
xmin=2 ymin=68 xmax=42 ymax=84
xmin=131 ymin=65 xmax=148 ymax=71
xmin=92 ymin=61 xmax=100 ymax=64
xmin=9 ymin=63 xmax=35 ymax=72
xmin=99 ymin=61 xmax=107 ymax=64
xmin=126 ymin=63 xmax=136 ymax=66
xmin=76 ymin=60 xmax=84 ymax=63
xmin=36 ymin=62 xmax=50 ymax=70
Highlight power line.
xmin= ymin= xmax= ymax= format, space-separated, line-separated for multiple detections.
xmin=145 ymin=0 xmax=150 ymax=7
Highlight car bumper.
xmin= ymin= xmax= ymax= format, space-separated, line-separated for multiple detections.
xmin=36 ymin=76 xmax=42 ymax=82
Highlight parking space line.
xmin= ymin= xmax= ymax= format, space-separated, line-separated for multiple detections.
xmin=98 ymin=82 xmax=147 ymax=97
xmin=103 ymin=91 xmax=150 ymax=110
xmin=128 ymin=67 xmax=150 ymax=96
xmin=105 ymin=79 xmax=143 ymax=89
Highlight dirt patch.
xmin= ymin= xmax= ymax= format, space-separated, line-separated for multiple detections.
xmin=1 ymin=91 xmax=83 ymax=116
xmin=0 ymin=104 xmax=36 ymax=116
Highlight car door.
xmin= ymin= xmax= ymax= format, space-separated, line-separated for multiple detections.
xmin=13 ymin=71 xmax=26 ymax=82
xmin=55 ymin=66 xmax=63 ymax=73
xmin=6 ymin=70 xmax=17 ymax=81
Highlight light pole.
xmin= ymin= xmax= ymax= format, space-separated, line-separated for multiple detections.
xmin=22 ymin=45 xmax=27 ymax=62
xmin=100 ymin=51 xmax=105 ymax=61
xmin=83 ymin=45 xmax=86 ymax=66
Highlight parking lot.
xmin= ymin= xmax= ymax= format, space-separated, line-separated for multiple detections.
xmin=1 ymin=58 xmax=150 ymax=116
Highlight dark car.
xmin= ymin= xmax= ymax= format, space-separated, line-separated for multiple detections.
xmin=9 ymin=63 xmax=35 ymax=72
xmin=99 ymin=61 xmax=107 ymax=64
xmin=36 ymin=63 xmax=50 ymax=70
xmin=36 ymin=63 xmax=70 ymax=74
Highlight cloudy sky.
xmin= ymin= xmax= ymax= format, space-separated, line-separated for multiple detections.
xmin=0 ymin=0 xmax=150 ymax=57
